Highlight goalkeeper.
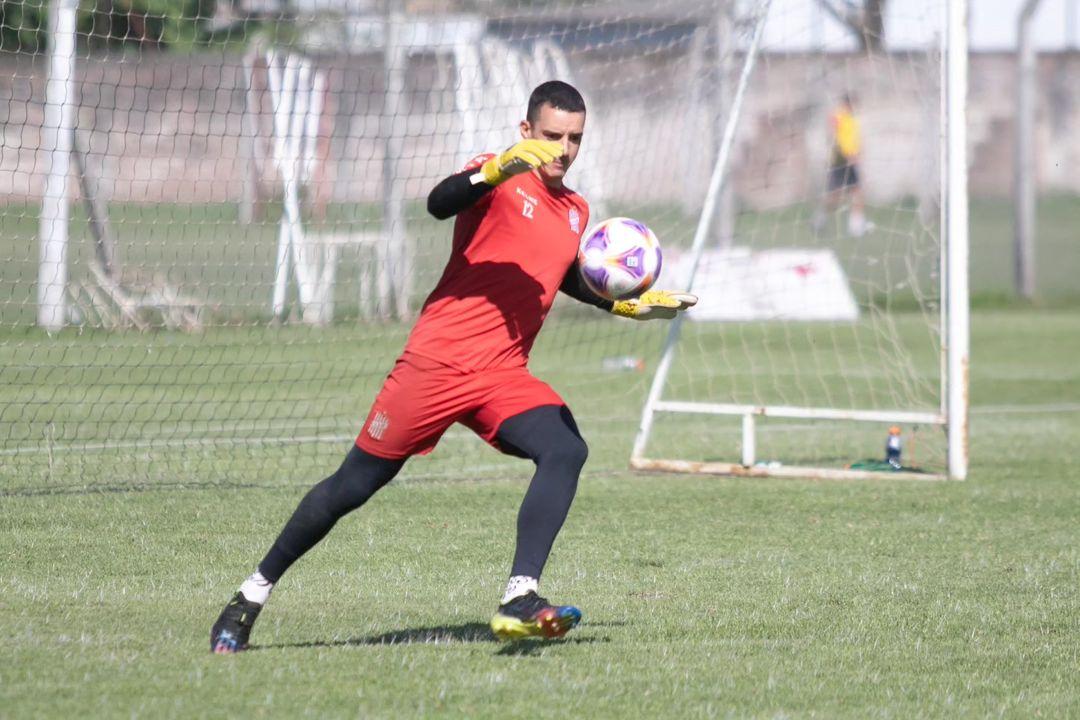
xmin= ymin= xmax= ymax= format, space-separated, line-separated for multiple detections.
xmin=211 ymin=80 xmax=696 ymax=652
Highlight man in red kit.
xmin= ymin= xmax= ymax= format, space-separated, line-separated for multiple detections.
xmin=211 ymin=81 xmax=697 ymax=651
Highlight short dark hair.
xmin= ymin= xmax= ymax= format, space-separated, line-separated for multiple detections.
xmin=527 ymin=80 xmax=586 ymax=122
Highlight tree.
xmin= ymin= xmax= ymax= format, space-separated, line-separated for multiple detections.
xmin=816 ymin=0 xmax=887 ymax=53
xmin=1 ymin=0 xmax=47 ymax=53
xmin=0 ymin=0 xmax=224 ymax=52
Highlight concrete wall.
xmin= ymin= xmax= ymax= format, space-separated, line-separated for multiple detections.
xmin=1 ymin=50 xmax=1077 ymax=209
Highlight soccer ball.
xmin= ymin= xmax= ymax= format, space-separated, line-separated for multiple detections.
xmin=577 ymin=217 xmax=662 ymax=301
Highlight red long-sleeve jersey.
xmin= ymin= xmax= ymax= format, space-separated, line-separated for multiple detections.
xmin=403 ymin=155 xmax=590 ymax=371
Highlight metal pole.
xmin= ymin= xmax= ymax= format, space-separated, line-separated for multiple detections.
xmin=938 ymin=26 xmax=949 ymax=423
xmin=681 ymin=24 xmax=707 ymax=216
xmin=240 ymin=50 xmax=258 ymax=226
xmin=1014 ymin=0 xmax=1042 ymax=301
xmin=72 ymin=130 xmax=116 ymax=277
xmin=716 ymin=4 xmax=736 ymax=247
xmin=382 ymin=6 xmax=408 ymax=320
xmin=946 ymin=0 xmax=970 ymax=480
xmin=1067 ymin=0 xmax=1077 ymax=50
xmin=741 ymin=414 xmax=756 ymax=467
xmin=37 ymin=0 xmax=79 ymax=331
xmin=631 ymin=0 xmax=772 ymax=462
xmin=267 ymin=51 xmax=294 ymax=319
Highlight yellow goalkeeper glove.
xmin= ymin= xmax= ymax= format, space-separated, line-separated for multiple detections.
xmin=480 ymin=139 xmax=565 ymax=186
xmin=610 ymin=290 xmax=698 ymax=320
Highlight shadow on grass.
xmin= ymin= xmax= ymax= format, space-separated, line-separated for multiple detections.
xmin=254 ymin=622 xmax=496 ymax=649
xmin=251 ymin=621 xmax=612 ymax=655
xmin=494 ymin=635 xmax=609 ymax=657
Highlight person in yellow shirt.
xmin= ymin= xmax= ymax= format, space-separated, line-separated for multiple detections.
xmin=816 ymin=94 xmax=872 ymax=237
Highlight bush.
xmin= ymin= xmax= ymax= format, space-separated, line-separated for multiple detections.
xmin=1 ymin=0 xmax=223 ymax=53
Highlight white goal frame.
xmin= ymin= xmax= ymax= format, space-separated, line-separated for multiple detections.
xmin=630 ymin=0 xmax=970 ymax=481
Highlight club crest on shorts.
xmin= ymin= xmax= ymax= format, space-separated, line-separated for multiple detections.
xmin=367 ymin=410 xmax=390 ymax=441
xmin=568 ymin=207 xmax=580 ymax=234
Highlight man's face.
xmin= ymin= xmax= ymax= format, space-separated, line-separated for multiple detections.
xmin=520 ymin=103 xmax=585 ymax=185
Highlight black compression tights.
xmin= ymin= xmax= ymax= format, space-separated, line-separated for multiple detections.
xmin=257 ymin=404 xmax=587 ymax=584
xmin=257 ymin=449 xmax=405 ymax=582
xmin=495 ymin=404 xmax=588 ymax=578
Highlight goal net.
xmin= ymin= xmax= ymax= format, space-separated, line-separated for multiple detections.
xmin=0 ymin=0 xmax=965 ymax=491
xmin=631 ymin=0 xmax=968 ymax=481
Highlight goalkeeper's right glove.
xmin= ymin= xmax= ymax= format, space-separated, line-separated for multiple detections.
xmin=610 ymin=290 xmax=698 ymax=320
xmin=479 ymin=139 xmax=565 ymax=186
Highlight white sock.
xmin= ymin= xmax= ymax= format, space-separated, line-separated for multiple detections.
xmin=238 ymin=571 xmax=273 ymax=606
xmin=501 ymin=575 xmax=538 ymax=604
xmin=848 ymin=211 xmax=867 ymax=237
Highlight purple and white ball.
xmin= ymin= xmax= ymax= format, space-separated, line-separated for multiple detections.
xmin=577 ymin=217 xmax=663 ymax=301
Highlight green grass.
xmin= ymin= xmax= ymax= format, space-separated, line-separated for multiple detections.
xmin=618 ymin=194 xmax=1080 ymax=308
xmin=2 ymin=194 xmax=1078 ymax=715
xmin=3 ymin=195 xmax=1080 ymax=327
xmin=1 ymin=308 xmax=1078 ymax=717
xmin=0 ymin=309 xmax=950 ymax=486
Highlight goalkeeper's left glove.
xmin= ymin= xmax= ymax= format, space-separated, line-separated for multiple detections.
xmin=610 ymin=290 xmax=698 ymax=320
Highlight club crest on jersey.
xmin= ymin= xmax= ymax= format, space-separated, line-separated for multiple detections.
xmin=569 ymin=208 xmax=580 ymax=233
xmin=367 ymin=411 xmax=390 ymax=441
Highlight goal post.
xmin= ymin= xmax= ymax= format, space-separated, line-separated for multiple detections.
xmin=36 ymin=0 xmax=78 ymax=332
xmin=631 ymin=0 xmax=969 ymax=481
xmin=946 ymin=0 xmax=970 ymax=480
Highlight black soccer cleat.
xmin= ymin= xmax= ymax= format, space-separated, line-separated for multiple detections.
xmin=490 ymin=590 xmax=582 ymax=640
xmin=210 ymin=591 xmax=263 ymax=654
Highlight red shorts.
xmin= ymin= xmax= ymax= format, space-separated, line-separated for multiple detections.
xmin=355 ymin=352 xmax=565 ymax=460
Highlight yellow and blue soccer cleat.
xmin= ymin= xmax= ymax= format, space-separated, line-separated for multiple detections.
xmin=490 ymin=591 xmax=582 ymax=640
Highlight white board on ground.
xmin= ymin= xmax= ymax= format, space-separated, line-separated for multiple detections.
xmin=669 ymin=247 xmax=859 ymax=322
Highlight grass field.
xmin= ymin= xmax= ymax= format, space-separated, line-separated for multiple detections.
xmin=3 ymin=195 xmax=1080 ymax=328
xmin=2 ymin=194 xmax=1078 ymax=716
xmin=0 ymin=308 xmax=949 ymax=487
xmin=1 ymin=308 xmax=1078 ymax=717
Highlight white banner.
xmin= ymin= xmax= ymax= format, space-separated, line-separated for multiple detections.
xmin=670 ymin=247 xmax=859 ymax=322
